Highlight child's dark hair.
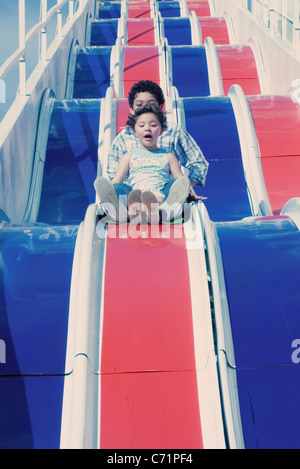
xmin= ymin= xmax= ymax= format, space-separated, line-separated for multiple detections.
xmin=127 ymin=104 xmax=167 ymax=131
xmin=128 ymin=81 xmax=165 ymax=108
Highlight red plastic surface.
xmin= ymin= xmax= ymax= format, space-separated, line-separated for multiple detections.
xmin=101 ymin=371 xmax=203 ymax=449
xmin=217 ymin=45 xmax=261 ymax=95
xmin=187 ymin=0 xmax=211 ymax=17
xmin=128 ymin=2 xmax=151 ymax=18
xmin=260 ymin=157 xmax=300 ymax=215
xmin=248 ymin=95 xmax=300 ymax=214
xmin=123 ymin=46 xmax=160 ymax=97
xmin=100 ymin=225 xmax=203 ymax=449
xmin=116 ymin=99 xmax=166 ymax=134
xmin=248 ymin=96 xmax=300 ymax=157
xmin=127 ymin=19 xmax=155 ymax=45
xmin=199 ymin=18 xmax=230 ymax=44
xmin=116 ymin=98 xmax=130 ymax=133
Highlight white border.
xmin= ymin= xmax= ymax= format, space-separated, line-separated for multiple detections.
xmin=281 ymin=198 xmax=300 ymax=231
xmin=60 ymin=204 xmax=107 ymax=449
xmin=204 ymin=37 xmax=224 ymax=96
xmin=198 ymin=203 xmax=245 ymax=449
xmin=248 ymin=37 xmax=269 ymax=94
xmin=184 ymin=205 xmax=226 ymax=449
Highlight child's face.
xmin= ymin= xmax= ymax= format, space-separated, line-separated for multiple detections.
xmin=134 ymin=113 xmax=163 ymax=151
xmin=130 ymin=92 xmax=160 ymax=113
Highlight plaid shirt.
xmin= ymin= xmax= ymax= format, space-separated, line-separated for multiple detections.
xmin=106 ymin=122 xmax=209 ymax=186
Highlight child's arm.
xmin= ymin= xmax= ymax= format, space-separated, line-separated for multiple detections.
xmin=166 ymin=153 xmax=185 ymax=179
xmin=111 ymin=152 xmax=132 ymax=184
xmin=167 ymin=153 xmax=207 ymax=201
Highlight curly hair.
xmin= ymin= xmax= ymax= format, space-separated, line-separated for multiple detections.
xmin=127 ymin=104 xmax=167 ymax=131
xmin=128 ymin=81 xmax=165 ymax=108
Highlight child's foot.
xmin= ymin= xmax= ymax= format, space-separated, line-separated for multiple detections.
xmin=128 ymin=189 xmax=142 ymax=218
xmin=160 ymin=176 xmax=191 ymax=222
xmin=94 ymin=177 xmax=128 ymax=223
xmin=141 ymin=191 xmax=160 ymax=224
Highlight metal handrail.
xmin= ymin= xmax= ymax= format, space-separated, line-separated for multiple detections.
xmin=235 ymin=0 xmax=300 ymax=60
xmin=0 ymin=0 xmax=80 ymax=96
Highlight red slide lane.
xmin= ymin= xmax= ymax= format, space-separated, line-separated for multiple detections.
xmin=217 ymin=45 xmax=261 ymax=95
xmin=187 ymin=1 xmax=211 ymax=17
xmin=127 ymin=19 xmax=155 ymax=45
xmin=123 ymin=46 xmax=160 ymax=97
xmin=100 ymin=225 xmax=203 ymax=449
xmin=128 ymin=2 xmax=151 ymax=19
xmin=199 ymin=18 xmax=230 ymax=45
xmin=248 ymin=95 xmax=300 ymax=214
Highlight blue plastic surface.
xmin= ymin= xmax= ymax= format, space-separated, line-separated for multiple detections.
xmin=171 ymin=47 xmax=210 ymax=96
xmin=0 ymin=222 xmax=78 ymax=448
xmin=0 ymin=224 xmax=78 ymax=375
xmin=38 ymin=99 xmax=101 ymax=224
xmin=216 ymin=216 xmax=300 ymax=368
xmin=181 ymin=97 xmax=252 ymax=221
xmin=0 ymin=375 xmax=65 ymax=449
xmin=163 ymin=18 xmax=192 ymax=45
xmin=98 ymin=2 xmax=121 ymax=19
xmin=216 ymin=216 xmax=300 ymax=448
xmin=157 ymin=1 xmax=181 ymax=17
xmin=236 ymin=367 xmax=300 ymax=449
xmin=90 ymin=19 xmax=119 ymax=46
xmin=73 ymin=47 xmax=112 ymax=98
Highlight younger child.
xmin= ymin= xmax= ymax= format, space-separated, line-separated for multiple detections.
xmin=94 ymin=105 xmax=191 ymax=223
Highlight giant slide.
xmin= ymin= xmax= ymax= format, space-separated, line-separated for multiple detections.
xmin=0 ymin=0 xmax=300 ymax=449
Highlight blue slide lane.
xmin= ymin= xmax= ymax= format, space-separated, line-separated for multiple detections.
xmin=97 ymin=2 xmax=121 ymax=19
xmin=216 ymin=216 xmax=300 ymax=448
xmin=0 ymin=375 xmax=66 ymax=449
xmin=157 ymin=1 xmax=181 ymax=17
xmin=0 ymin=45 xmax=102 ymax=446
xmin=163 ymin=18 xmax=192 ymax=45
xmin=182 ymin=96 xmax=252 ymax=221
xmin=90 ymin=19 xmax=119 ymax=46
xmin=38 ymin=99 xmax=101 ymax=224
xmin=171 ymin=46 xmax=210 ymax=97
xmin=0 ymin=223 xmax=78 ymax=448
xmin=73 ymin=47 xmax=112 ymax=98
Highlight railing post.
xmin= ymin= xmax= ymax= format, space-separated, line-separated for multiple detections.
xmin=41 ymin=0 xmax=48 ymax=61
xmin=294 ymin=0 xmax=300 ymax=60
xmin=19 ymin=0 xmax=26 ymax=95
xmin=269 ymin=0 xmax=276 ymax=36
xmin=69 ymin=0 xmax=74 ymax=21
xmin=57 ymin=0 xmax=63 ymax=36
xmin=263 ymin=1 xmax=269 ymax=27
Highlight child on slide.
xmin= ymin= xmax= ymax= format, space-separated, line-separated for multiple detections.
xmin=94 ymin=104 xmax=191 ymax=224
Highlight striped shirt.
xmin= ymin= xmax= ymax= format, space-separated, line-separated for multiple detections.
xmin=107 ymin=122 xmax=209 ymax=186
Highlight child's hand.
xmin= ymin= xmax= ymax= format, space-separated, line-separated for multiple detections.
xmin=188 ymin=186 xmax=207 ymax=201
